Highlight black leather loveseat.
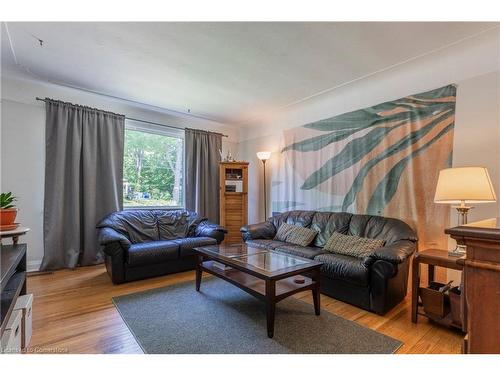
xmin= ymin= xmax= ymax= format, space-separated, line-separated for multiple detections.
xmin=97 ymin=209 xmax=227 ymax=284
xmin=241 ymin=210 xmax=417 ymax=315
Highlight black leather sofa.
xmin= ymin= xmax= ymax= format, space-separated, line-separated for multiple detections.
xmin=241 ymin=210 xmax=417 ymax=315
xmin=97 ymin=209 xmax=227 ymax=284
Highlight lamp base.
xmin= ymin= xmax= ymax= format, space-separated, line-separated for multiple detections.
xmin=451 ymin=205 xmax=473 ymax=225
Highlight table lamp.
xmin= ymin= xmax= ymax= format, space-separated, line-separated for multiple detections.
xmin=434 ymin=166 xmax=497 ymax=256
xmin=256 ymin=151 xmax=271 ymax=220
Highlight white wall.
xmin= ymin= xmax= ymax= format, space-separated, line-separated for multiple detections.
xmin=239 ymin=28 xmax=500 ymax=226
xmin=0 ymin=72 xmax=238 ymax=270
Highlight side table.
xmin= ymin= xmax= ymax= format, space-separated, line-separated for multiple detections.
xmin=0 ymin=227 xmax=30 ymax=245
xmin=411 ymin=249 xmax=464 ymax=329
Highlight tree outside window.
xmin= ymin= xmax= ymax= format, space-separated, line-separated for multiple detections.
xmin=123 ymin=126 xmax=183 ymax=207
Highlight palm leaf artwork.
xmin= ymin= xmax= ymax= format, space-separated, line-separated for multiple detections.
xmin=366 ymin=123 xmax=454 ymax=215
xmin=277 ymin=84 xmax=456 ymax=217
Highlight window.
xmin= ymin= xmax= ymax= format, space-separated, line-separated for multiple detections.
xmin=123 ymin=120 xmax=184 ymax=208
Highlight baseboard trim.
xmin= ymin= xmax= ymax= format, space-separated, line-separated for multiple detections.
xmin=27 ymin=260 xmax=42 ymax=272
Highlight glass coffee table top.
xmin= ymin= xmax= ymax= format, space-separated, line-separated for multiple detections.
xmin=197 ymin=243 xmax=314 ymax=273
xmin=201 ymin=243 xmax=268 ymax=258
xmin=232 ymin=251 xmax=309 ymax=272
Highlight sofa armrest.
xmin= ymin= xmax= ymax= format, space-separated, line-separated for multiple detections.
xmin=363 ymin=240 xmax=416 ymax=266
xmin=240 ymin=221 xmax=277 ymax=241
xmin=195 ymin=220 xmax=227 ymax=244
xmin=98 ymin=227 xmax=131 ymax=255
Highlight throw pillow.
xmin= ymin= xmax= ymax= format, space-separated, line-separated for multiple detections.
xmin=323 ymin=232 xmax=385 ymax=258
xmin=274 ymin=222 xmax=318 ymax=247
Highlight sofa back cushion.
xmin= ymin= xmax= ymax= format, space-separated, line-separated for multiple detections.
xmin=268 ymin=210 xmax=316 ymax=230
xmin=310 ymin=212 xmax=352 ymax=247
xmin=348 ymin=214 xmax=417 ymax=245
xmin=97 ymin=210 xmax=159 ymax=243
xmin=323 ymin=232 xmax=385 ymax=258
xmin=97 ymin=209 xmax=208 ymax=244
xmin=269 ymin=210 xmax=417 ymax=247
xmin=274 ymin=223 xmax=318 ymax=246
xmin=155 ymin=210 xmax=190 ymax=240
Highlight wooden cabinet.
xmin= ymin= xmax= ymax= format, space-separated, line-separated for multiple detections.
xmin=446 ymin=218 xmax=500 ymax=354
xmin=219 ymin=162 xmax=249 ymax=244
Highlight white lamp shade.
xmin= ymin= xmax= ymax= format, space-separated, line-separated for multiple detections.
xmin=434 ymin=167 xmax=497 ymax=204
xmin=256 ymin=151 xmax=271 ymax=161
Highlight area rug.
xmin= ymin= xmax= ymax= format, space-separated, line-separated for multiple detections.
xmin=112 ymin=277 xmax=402 ymax=354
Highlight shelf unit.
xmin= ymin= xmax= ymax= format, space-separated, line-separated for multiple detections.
xmin=219 ymin=161 xmax=249 ymax=244
xmin=1 ymin=244 xmax=27 ymax=337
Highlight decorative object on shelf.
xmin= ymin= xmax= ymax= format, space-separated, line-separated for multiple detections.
xmin=434 ymin=166 xmax=497 ymax=256
xmin=256 ymin=151 xmax=271 ymax=220
xmin=218 ymin=148 xmax=236 ymax=162
xmin=0 ymin=192 xmax=18 ymax=229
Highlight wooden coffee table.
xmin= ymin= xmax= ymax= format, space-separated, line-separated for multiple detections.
xmin=194 ymin=243 xmax=323 ymax=338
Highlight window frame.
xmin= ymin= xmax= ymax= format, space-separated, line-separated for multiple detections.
xmin=123 ymin=119 xmax=185 ymax=210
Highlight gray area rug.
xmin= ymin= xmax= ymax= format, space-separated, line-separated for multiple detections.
xmin=113 ymin=277 xmax=402 ymax=354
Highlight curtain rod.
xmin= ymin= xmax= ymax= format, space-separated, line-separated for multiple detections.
xmin=35 ymin=97 xmax=229 ymax=138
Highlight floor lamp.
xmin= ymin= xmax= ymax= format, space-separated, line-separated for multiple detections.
xmin=256 ymin=151 xmax=271 ymax=220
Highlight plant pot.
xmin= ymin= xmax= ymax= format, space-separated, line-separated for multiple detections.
xmin=0 ymin=208 xmax=18 ymax=226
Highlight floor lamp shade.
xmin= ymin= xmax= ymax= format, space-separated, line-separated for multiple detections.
xmin=256 ymin=151 xmax=271 ymax=161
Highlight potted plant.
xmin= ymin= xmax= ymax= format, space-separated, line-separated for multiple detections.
xmin=0 ymin=192 xmax=18 ymax=227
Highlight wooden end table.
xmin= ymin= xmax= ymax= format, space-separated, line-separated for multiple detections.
xmin=194 ymin=243 xmax=322 ymax=338
xmin=411 ymin=249 xmax=464 ymax=327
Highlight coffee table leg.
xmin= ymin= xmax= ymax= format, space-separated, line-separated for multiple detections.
xmin=265 ymin=280 xmax=276 ymax=338
xmin=312 ymin=268 xmax=321 ymax=315
xmin=195 ymin=254 xmax=202 ymax=292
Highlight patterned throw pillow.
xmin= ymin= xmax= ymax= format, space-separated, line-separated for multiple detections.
xmin=274 ymin=223 xmax=318 ymax=247
xmin=323 ymin=232 xmax=385 ymax=258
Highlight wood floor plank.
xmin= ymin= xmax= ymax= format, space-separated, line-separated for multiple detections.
xmin=25 ymin=264 xmax=463 ymax=354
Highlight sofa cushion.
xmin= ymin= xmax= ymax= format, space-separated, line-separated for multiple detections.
xmin=269 ymin=210 xmax=316 ymax=230
xmin=323 ymin=232 xmax=385 ymax=258
xmin=275 ymin=222 xmax=318 ymax=246
xmin=245 ymin=239 xmax=288 ymax=250
xmin=310 ymin=212 xmax=352 ymax=247
xmin=127 ymin=240 xmax=179 ymax=267
xmin=348 ymin=214 xmax=417 ymax=245
xmin=173 ymin=237 xmax=217 ymax=257
xmin=97 ymin=210 xmax=159 ymax=243
xmin=156 ymin=210 xmax=190 ymax=240
xmin=274 ymin=244 xmax=326 ymax=260
xmin=314 ymin=253 xmax=370 ymax=286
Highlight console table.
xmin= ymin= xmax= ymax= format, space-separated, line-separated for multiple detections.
xmin=1 ymin=244 xmax=27 ymax=337
xmin=446 ymin=218 xmax=500 ymax=354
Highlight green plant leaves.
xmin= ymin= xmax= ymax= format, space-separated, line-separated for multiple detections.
xmin=0 ymin=192 xmax=17 ymax=209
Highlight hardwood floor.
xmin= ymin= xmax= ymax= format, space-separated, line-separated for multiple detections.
xmin=26 ymin=265 xmax=463 ymax=354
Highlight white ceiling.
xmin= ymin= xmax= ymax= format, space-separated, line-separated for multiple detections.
xmin=2 ymin=22 xmax=498 ymax=126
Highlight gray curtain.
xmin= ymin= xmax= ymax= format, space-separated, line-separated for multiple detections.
xmin=185 ymin=128 xmax=222 ymax=223
xmin=41 ymin=98 xmax=125 ymax=270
